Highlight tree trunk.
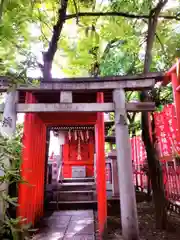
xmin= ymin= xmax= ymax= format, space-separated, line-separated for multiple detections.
xmin=41 ymin=0 xmax=68 ymax=81
xmin=141 ymin=0 xmax=168 ymax=229
xmin=141 ymin=96 xmax=167 ymax=228
xmin=43 ymin=58 xmax=52 ymax=80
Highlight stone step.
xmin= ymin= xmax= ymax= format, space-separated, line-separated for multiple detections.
xmin=61 ymin=182 xmax=95 ymax=187
xmin=53 ymin=190 xmax=96 ymax=201
xmin=51 ymin=200 xmax=97 ymax=204
xmin=62 ymin=177 xmax=95 ymax=183
xmin=56 ymin=190 xmax=96 ymax=194
xmin=48 ymin=200 xmax=97 ymax=210
xmin=46 ymin=182 xmax=96 ymax=191
xmin=59 ymin=182 xmax=96 ymax=191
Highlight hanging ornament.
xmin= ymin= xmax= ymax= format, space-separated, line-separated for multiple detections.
xmin=74 ymin=130 xmax=77 ymax=141
xmin=77 ymin=136 xmax=82 ymax=160
xmin=68 ymin=129 xmax=71 ymax=141
xmin=80 ymin=130 xmax=84 ymax=142
xmin=86 ymin=130 xmax=89 ymax=141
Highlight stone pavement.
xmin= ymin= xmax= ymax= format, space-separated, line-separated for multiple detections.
xmin=32 ymin=210 xmax=95 ymax=240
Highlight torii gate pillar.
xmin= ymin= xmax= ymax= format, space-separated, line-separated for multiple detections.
xmin=96 ymin=92 xmax=107 ymax=237
xmin=113 ymin=89 xmax=139 ymax=240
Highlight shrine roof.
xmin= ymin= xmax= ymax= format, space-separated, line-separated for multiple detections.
xmin=13 ymin=72 xmax=164 ymax=103
xmin=36 ymin=71 xmax=163 ymax=83
xmin=49 ymin=121 xmax=113 ymax=134
xmin=0 ymin=72 xmax=165 ymax=104
xmin=0 ymin=71 xmax=164 ymax=85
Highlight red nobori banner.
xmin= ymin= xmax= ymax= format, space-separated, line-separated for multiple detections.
xmin=130 ymin=104 xmax=180 ymax=164
xmin=154 ymin=104 xmax=180 ymax=158
xmin=130 ymin=136 xmax=146 ymax=167
xmin=163 ymin=104 xmax=180 ymax=153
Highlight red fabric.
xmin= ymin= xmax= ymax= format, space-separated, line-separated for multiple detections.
xmin=154 ymin=104 xmax=180 ymax=158
xmin=131 ymin=103 xmax=180 ymax=201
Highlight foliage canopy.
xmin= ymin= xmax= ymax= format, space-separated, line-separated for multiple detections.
xmin=0 ymin=0 xmax=179 ymax=78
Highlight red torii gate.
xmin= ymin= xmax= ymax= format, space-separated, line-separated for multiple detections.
xmin=14 ymin=61 xmax=180 ymax=238
xmin=0 ymin=72 xmax=161 ymax=239
xmin=17 ymin=92 xmax=107 ymax=233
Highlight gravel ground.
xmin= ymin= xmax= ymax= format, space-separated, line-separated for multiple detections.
xmin=96 ymin=202 xmax=180 ymax=239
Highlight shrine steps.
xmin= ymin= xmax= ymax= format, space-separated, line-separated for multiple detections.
xmin=59 ymin=182 xmax=96 ymax=191
xmin=48 ymin=200 xmax=97 ymax=210
xmin=46 ymin=177 xmax=97 ymax=210
xmin=54 ymin=190 xmax=96 ymax=201
xmin=62 ymin=177 xmax=95 ymax=183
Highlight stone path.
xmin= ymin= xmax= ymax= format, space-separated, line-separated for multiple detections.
xmin=32 ymin=210 xmax=95 ymax=240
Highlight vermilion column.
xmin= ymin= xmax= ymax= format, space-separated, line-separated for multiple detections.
xmin=18 ymin=93 xmax=46 ymax=225
xmin=95 ymin=92 xmax=107 ymax=237
xmin=18 ymin=93 xmax=35 ymax=223
xmin=171 ymin=73 xmax=180 ymax=133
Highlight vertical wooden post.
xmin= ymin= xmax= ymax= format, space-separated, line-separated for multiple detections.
xmin=171 ymin=73 xmax=180 ymax=133
xmin=96 ymin=92 xmax=107 ymax=237
xmin=111 ymin=157 xmax=119 ymax=196
xmin=113 ymin=89 xmax=139 ymax=240
xmin=18 ymin=93 xmax=47 ymax=224
xmin=18 ymin=93 xmax=35 ymax=223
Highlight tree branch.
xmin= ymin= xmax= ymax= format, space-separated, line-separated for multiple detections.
xmin=72 ymin=0 xmax=79 ymax=24
xmin=45 ymin=0 xmax=68 ymax=62
xmin=37 ymin=9 xmax=50 ymax=44
xmin=142 ymin=18 xmax=166 ymax=56
xmin=155 ymin=32 xmax=166 ymax=55
xmin=43 ymin=0 xmax=68 ymax=80
xmin=127 ymin=112 xmax=136 ymax=123
xmin=66 ymin=11 xmax=180 ymax=21
xmin=127 ymin=112 xmax=131 ymax=122
xmin=141 ymin=0 xmax=169 ymax=229
xmin=0 ymin=0 xmax=5 ymax=22
xmin=101 ymin=39 xmax=126 ymax=60
xmin=144 ymin=0 xmax=168 ymax=73
xmin=126 ymin=91 xmax=133 ymax=101
xmin=161 ymin=94 xmax=173 ymax=104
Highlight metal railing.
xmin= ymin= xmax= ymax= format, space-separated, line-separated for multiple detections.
xmin=57 ymin=161 xmax=63 ymax=184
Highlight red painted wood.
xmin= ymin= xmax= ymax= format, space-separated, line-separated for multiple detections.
xmin=38 ymin=111 xmax=97 ymax=180
xmin=18 ymin=93 xmax=46 ymax=225
xmin=96 ymin=92 xmax=107 ymax=237
xmin=18 ymin=93 xmax=34 ymax=222
xmin=62 ymin=130 xmax=94 ymax=178
xmin=62 ymin=144 xmax=71 ymax=178
xmin=38 ymin=112 xmax=97 ymax=125
xmin=86 ymin=165 xmax=94 ymax=176
xmin=172 ymin=73 xmax=180 ymax=134
xmin=166 ymin=59 xmax=180 ymax=76
xmin=19 ymin=105 xmax=97 ymax=224
xmin=162 ymin=59 xmax=180 ymax=85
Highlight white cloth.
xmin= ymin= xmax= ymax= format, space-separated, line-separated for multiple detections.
xmin=0 ymin=91 xmax=17 ymax=138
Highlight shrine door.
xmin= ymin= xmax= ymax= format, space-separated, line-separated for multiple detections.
xmin=62 ymin=129 xmax=95 ymax=178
